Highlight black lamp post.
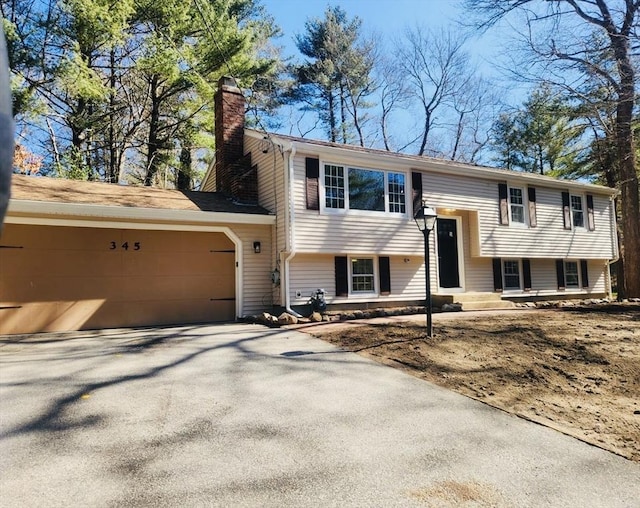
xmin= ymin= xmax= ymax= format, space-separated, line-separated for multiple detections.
xmin=415 ymin=202 xmax=438 ymax=337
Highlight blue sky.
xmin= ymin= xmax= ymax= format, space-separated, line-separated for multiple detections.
xmin=264 ymin=0 xmax=462 ymax=45
xmin=259 ymin=0 xmax=518 ymax=156
xmin=261 ymin=0 xmax=503 ymax=77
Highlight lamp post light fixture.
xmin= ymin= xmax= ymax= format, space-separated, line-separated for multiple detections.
xmin=414 ymin=202 xmax=438 ymax=337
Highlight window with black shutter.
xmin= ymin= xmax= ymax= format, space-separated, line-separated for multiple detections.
xmin=379 ymin=257 xmax=391 ymax=295
xmin=523 ymin=258 xmax=532 ymax=291
xmin=305 ymin=157 xmax=320 ymax=210
xmin=580 ymin=259 xmax=589 ymax=288
xmin=498 ymin=184 xmax=509 ymax=225
xmin=586 ymin=195 xmax=595 ymax=231
xmin=334 ymin=256 xmax=348 ymax=297
xmin=556 ymin=259 xmax=566 ymax=289
xmin=412 ymin=172 xmax=423 ymax=218
xmin=562 ymin=192 xmax=571 ymax=230
xmin=492 ymin=258 xmax=503 ymax=291
xmin=527 ymin=187 xmax=537 ymax=227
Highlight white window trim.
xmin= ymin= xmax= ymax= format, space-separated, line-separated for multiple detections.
xmin=502 ymin=258 xmax=522 ymax=291
xmin=508 ymin=185 xmax=527 ymax=227
xmin=564 ymin=260 xmax=581 ymax=290
xmin=570 ymin=194 xmax=585 ymax=229
xmin=319 ymin=162 xmax=408 ymax=217
xmin=348 ymin=256 xmax=378 ymax=296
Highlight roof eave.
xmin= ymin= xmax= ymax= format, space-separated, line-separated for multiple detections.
xmin=6 ymin=199 xmax=276 ymax=226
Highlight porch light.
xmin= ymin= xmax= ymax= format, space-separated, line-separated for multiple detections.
xmin=414 ymin=202 xmax=438 ymax=337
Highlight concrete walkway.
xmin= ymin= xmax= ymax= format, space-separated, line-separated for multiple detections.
xmin=1 ymin=323 xmax=638 ymax=507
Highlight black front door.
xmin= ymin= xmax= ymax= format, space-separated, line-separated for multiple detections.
xmin=437 ymin=218 xmax=460 ymax=288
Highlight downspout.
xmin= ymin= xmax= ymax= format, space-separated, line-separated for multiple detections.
xmin=283 ymin=141 xmax=303 ymax=317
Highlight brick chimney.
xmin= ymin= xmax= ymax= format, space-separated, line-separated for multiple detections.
xmin=214 ymin=76 xmax=257 ymax=204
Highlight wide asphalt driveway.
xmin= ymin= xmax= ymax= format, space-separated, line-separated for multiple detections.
xmin=1 ymin=324 xmax=638 ymax=507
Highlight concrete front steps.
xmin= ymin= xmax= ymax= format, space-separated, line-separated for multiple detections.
xmin=437 ymin=292 xmax=516 ymax=311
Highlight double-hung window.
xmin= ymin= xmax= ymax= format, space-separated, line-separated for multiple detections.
xmin=564 ymin=260 xmax=580 ymax=288
xmin=571 ymin=195 xmax=584 ymax=228
xmin=509 ymin=187 xmax=525 ymax=224
xmin=324 ymin=164 xmax=345 ymax=209
xmin=503 ymin=260 xmax=521 ymax=290
xmin=351 ymin=258 xmax=375 ymax=293
xmin=323 ymin=164 xmax=406 ymax=215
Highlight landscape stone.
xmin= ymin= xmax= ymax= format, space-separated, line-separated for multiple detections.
xmin=310 ymin=311 xmax=323 ymax=322
xmin=277 ymin=312 xmax=298 ymax=325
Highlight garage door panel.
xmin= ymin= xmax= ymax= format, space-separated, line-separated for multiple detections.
xmin=1 ymin=226 xmax=116 ymax=250
xmin=85 ymin=299 xmax=235 ymax=329
xmin=0 ymin=225 xmax=237 ymax=334
xmin=149 ymin=252 xmax=234 ymax=277
xmin=0 ymin=300 xmax=108 ymax=334
xmin=1 ymin=276 xmax=121 ymax=302
xmin=1 ymin=248 xmax=122 ymax=278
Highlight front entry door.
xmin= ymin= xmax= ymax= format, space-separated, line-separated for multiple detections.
xmin=437 ymin=218 xmax=461 ymax=288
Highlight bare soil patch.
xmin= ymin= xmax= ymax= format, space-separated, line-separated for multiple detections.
xmin=311 ymin=304 xmax=640 ymax=461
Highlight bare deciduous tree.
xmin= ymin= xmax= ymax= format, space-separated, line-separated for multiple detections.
xmin=464 ymin=0 xmax=640 ymax=298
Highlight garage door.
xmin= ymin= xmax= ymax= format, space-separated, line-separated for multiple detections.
xmin=0 ymin=224 xmax=236 ymax=334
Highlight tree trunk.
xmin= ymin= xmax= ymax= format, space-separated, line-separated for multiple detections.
xmin=610 ymin=29 xmax=640 ymax=298
xmin=327 ymin=88 xmax=337 ymax=143
xmin=176 ymin=146 xmax=192 ymax=190
xmin=107 ymin=48 xmax=118 ymax=184
xmin=144 ymin=75 xmax=161 ymax=186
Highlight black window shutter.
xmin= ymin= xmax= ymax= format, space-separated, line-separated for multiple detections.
xmin=498 ymin=183 xmax=509 ymax=225
xmin=528 ymin=187 xmax=537 ymax=227
xmin=412 ymin=172 xmax=423 ymax=218
xmin=523 ymin=258 xmax=532 ymax=291
xmin=556 ymin=259 xmax=566 ymax=289
xmin=492 ymin=258 xmax=503 ymax=292
xmin=580 ymin=259 xmax=589 ymax=288
xmin=379 ymin=256 xmax=391 ymax=295
xmin=562 ymin=192 xmax=571 ymax=229
xmin=335 ymin=256 xmax=348 ymax=297
xmin=586 ymin=194 xmax=595 ymax=231
xmin=305 ymin=157 xmax=320 ymax=210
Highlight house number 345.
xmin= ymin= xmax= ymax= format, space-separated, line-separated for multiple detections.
xmin=109 ymin=241 xmax=141 ymax=251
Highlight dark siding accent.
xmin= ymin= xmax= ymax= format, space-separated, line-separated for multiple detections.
xmin=492 ymin=258 xmax=503 ymax=291
xmin=586 ymin=194 xmax=595 ymax=231
xmin=527 ymin=187 xmax=537 ymax=227
xmin=379 ymin=256 xmax=391 ymax=295
xmin=523 ymin=258 xmax=532 ymax=291
xmin=305 ymin=157 xmax=320 ymax=210
xmin=562 ymin=192 xmax=571 ymax=229
xmin=556 ymin=259 xmax=566 ymax=289
xmin=580 ymin=259 xmax=589 ymax=288
xmin=412 ymin=172 xmax=423 ymax=218
xmin=498 ymin=183 xmax=509 ymax=225
xmin=334 ymin=256 xmax=348 ymax=297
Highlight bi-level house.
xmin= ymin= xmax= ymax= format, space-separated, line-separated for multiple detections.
xmin=0 ymin=77 xmax=617 ymax=334
xmin=203 ymin=77 xmax=618 ymax=316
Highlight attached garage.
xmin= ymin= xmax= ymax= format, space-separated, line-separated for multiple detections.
xmin=1 ymin=175 xmax=275 ymax=335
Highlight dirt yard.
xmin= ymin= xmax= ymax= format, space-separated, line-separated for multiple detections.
xmin=310 ymin=304 xmax=640 ymax=461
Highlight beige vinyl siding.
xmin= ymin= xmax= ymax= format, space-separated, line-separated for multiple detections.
xmin=423 ymin=172 xmax=616 ymax=259
xmin=233 ymin=223 xmax=273 ymax=316
xmin=289 ymin=253 xmax=433 ymax=305
xmin=246 ymin=135 xmax=285 ymax=305
xmin=291 ymin=152 xmax=423 ymax=256
xmin=526 ymin=258 xmax=606 ymax=295
xmin=464 ymin=257 xmax=495 ymax=292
